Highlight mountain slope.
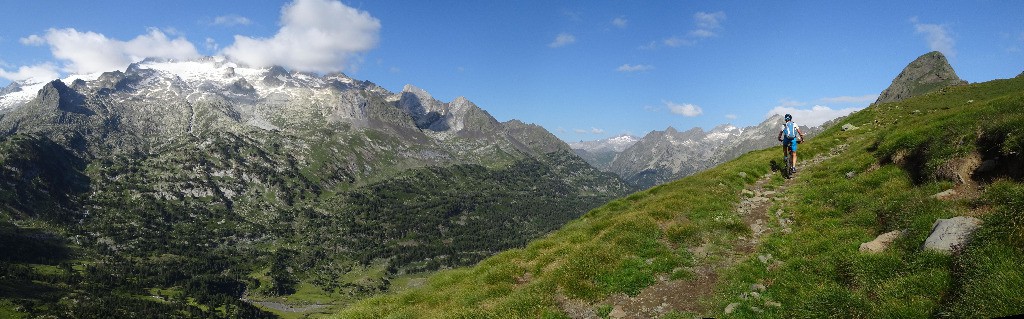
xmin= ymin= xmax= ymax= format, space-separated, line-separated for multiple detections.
xmin=335 ymin=70 xmax=1024 ymax=318
xmin=0 ymin=58 xmax=629 ymax=317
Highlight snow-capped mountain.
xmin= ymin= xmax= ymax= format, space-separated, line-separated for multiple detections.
xmin=0 ymin=57 xmax=582 ymax=167
xmin=569 ymin=134 xmax=640 ymax=153
xmin=569 ymin=135 xmax=640 ymax=171
xmin=570 ymin=114 xmax=828 ymax=189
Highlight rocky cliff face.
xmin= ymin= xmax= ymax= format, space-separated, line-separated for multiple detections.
xmin=874 ymin=51 xmax=967 ymax=104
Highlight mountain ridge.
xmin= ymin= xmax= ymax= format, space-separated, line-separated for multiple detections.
xmin=0 ymin=57 xmax=631 ymax=317
xmin=335 ymin=55 xmax=1024 ymax=319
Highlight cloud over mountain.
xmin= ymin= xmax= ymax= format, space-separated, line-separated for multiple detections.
xmin=19 ymin=28 xmax=200 ymax=74
xmin=222 ymin=0 xmax=381 ymax=72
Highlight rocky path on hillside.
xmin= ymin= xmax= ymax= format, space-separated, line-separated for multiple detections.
xmin=579 ymin=145 xmax=846 ymax=319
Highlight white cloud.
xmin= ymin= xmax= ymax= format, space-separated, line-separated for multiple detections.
xmin=818 ymin=94 xmax=878 ymax=104
xmin=212 ymin=14 xmax=252 ymax=26
xmin=19 ymin=35 xmax=45 ymax=46
xmin=0 ymin=63 xmax=60 ymax=83
xmin=725 ymin=114 xmax=737 ymax=120
xmin=639 ymin=41 xmax=658 ymax=50
xmin=688 ymin=29 xmax=716 ymax=38
xmin=616 ymin=64 xmax=654 ymax=72
xmin=549 ymin=33 xmax=576 ymax=48
xmin=663 ymin=36 xmax=692 ymax=47
xmin=648 ymin=11 xmax=725 ymax=49
xmin=205 ymin=37 xmax=219 ymax=51
xmin=26 ymin=28 xmax=200 ymax=74
xmin=222 ymin=0 xmax=381 ymax=73
xmin=665 ymin=100 xmax=703 ymax=117
xmin=612 ymin=17 xmax=628 ymax=28
xmin=574 ymin=127 xmax=605 ymax=134
xmin=693 ymin=11 xmax=726 ymax=37
xmin=911 ymin=17 xmax=955 ymax=58
xmin=767 ymin=104 xmax=863 ymax=127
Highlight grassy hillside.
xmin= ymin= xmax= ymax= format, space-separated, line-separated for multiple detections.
xmin=335 ymin=76 xmax=1024 ymax=318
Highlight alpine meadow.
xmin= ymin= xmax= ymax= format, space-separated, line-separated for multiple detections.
xmin=2 ymin=1 xmax=1024 ymax=318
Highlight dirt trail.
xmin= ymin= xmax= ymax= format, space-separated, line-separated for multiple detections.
xmin=567 ymin=145 xmax=846 ymax=319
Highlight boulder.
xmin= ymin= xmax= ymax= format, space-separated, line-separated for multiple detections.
xmin=859 ymin=229 xmax=906 ymax=253
xmin=932 ymin=189 xmax=957 ymax=200
xmin=725 ymin=302 xmax=740 ymax=314
xmin=841 ymin=123 xmax=859 ymax=131
xmin=922 ymin=216 xmax=983 ymax=252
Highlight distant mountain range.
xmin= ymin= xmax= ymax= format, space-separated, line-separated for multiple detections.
xmin=572 ymin=51 xmax=965 ymax=190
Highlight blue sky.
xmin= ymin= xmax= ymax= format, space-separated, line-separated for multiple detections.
xmin=1 ymin=1 xmax=1022 ymax=142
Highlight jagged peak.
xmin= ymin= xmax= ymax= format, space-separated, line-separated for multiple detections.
xmin=874 ymin=51 xmax=966 ymax=105
xmin=451 ymin=96 xmax=471 ymax=104
xmin=401 ymin=84 xmax=434 ymax=100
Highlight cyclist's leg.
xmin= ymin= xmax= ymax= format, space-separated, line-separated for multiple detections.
xmin=790 ymin=140 xmax=798 ymax=170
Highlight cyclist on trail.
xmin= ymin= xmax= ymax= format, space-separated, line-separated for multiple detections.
xmin=777 ymin=114 xmax=805 ymax=175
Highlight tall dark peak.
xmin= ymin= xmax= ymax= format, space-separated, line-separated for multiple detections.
xmin=38 ymin=80 xmax=91 ymax=115
xmin=874 ymin=51 xmax=967 ymax=105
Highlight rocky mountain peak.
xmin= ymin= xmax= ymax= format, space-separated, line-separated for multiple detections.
xmin=38 ymin=80 xmax=90 ymax=115
xmin=874 ymin=51 xmax=966 ymax=104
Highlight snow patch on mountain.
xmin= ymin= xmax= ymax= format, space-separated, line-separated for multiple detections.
xmin=0 ymin=72 xmax=103 ymax=110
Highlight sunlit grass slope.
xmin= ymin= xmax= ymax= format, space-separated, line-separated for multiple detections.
xmin=713 ymin=77 xmax=1024 ymax=318
xmin=336 ymin=76 xmax=1024 ymax=318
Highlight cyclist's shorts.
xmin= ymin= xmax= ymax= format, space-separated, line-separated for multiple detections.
xmin=783 ymin=138 xmax=798 ymax=152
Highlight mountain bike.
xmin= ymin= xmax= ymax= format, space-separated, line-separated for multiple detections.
xmin=782 ymin=139 xmax=799 ymax=178
xmin=783 ymin=150 xmax=794 ymax=179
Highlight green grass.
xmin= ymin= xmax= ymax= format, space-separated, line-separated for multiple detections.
xmin=330 ymin=77 xmax=1024 ymax=317
xmin=711 ymin=77 xmax=1024 ymax=318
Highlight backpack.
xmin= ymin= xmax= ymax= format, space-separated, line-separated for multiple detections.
xmin=783 ymin=122 xmax=798 ymax=139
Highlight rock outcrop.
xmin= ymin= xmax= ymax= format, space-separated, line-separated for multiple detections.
xmin=874 ymin=51 xmax=967 ymax=105
xmin=860 ymin=229 xmax=906 ymax=253
xmin=922 ymin=216 xmax=983 ymax=252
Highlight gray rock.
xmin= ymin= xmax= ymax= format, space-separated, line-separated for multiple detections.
xmin=841 ymin=123 xmax=859 ymax=131
xmin=932 ymin=189 xmax=957 ymax=200
xmin=751 ymin=283 xmax=767 ymax=292
xmin=859 ymin=229 xmax=906 ymax=253
xmin=923 ymin=216 xmax=983 ymax=252
xmin=725 ymin=302 xmax=740 ymax=314
xmin=845 ymin=171 xmax=857 ymax=179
